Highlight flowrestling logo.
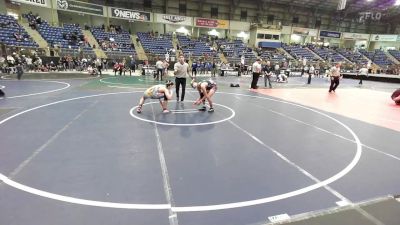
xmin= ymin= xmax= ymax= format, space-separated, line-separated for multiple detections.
xmin=57 ymin=0 xmax=68 ymax=10
xmin=111 ymin=8 xmax=150 ymax=21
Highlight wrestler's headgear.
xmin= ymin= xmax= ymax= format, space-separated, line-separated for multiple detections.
xmin=165 ymin=80 xmax=174 ymax=87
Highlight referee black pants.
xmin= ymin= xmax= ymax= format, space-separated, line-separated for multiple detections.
xmin=329 ymin=77 xmax=340 ymax=92
xmin=251 ymin=72 xmax=260 ymax=89
xmin=175 ymin=77 xmax=186 ymax=101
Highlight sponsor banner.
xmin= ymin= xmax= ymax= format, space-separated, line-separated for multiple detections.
xmin=155 ymin=13 xmax=192 ymax=26
xmin=292 ymin=27 xmax=318 ymax=36
xmin=320 ymin=30 xmax=341 ymax=39
xmin=342 ymin=32 xmax=370 ymax=40
xmin=11 ymin=0 xmax=50 ymax=8
xmin=109 ymin=7 xmax=151 ymax=22
xmin=57 ymin=0 xmax=104 ymax=16
xmin=195 ymin=18 xmax=229 ymax=29
xmin=370 ymin=34 xmax=398 ymax=42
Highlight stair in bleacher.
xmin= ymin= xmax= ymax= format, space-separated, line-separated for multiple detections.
xmin=216 ymin=39 xmax=255 ymax=64
xmin=336 ymin=49 xmax=367 ymax=65
xmin=359 ymin=49 xmax=394 ymax=68
xmin=305 ymin=47 xmax=323 ymax=60
xmin=308 ymin=46 xmax=348 ymax=63
xmin=279 ymin=48 xmax=294 ymax=60
xmin=137 ymin=32 xmax=173 ymax=61
xmin=91 ymin=27 xmax=135 ymax=60
xmin=36 ymin=22 xmax=95 ymax=58
xmin=82 ymin=30 xmax=106 ymax=59
xmin=385 ymin=50 xmax=400 ymax=64
xmin=0 ymin=15 xmax=39 ymax=49
xmin=19 ymin=21 xmax=48 ymax=49
xmin=282 ymin=44 xmax=318 ymax=61
xmin=177 ymin=35 xmax=217 ymax=61
xmin=131 ymin=34 xmax=148 ymax=61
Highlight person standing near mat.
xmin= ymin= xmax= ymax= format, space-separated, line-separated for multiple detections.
xmin=136 ymin=80 xmax=174 ymax=113
xmin=307 ymin=64 xmax=315 ymax=84
xmin=191 ymin=79 xmax=217 ymax=112
xmin=251 ymin=58 xmax=262 ymax=89
xmin=263 ymin=61 xmax=273 ymax=88
xmin=16 ymin=63 xmax=24 ymax=80
xmin=174 ymin=54 xmax=190 ymax=102
xmin=329 ymin=62 xmax=342 ymax=93
xmin=155 ymin=57 xmax=163 ymax=81
xmin=357 ymin=65 xmax=368 ymax=85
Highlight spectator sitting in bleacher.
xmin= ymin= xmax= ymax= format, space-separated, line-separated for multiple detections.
xmin=49 ymin=61 xmax=57 ymax=71
xmin=87 ymin=65 xmax=98 ymax=76
xmin=14 ymin=32 xmax=23 ymax=41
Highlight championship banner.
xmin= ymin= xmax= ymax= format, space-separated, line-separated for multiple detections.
xmin=370 ymin=34 xmax=398 ymax=42
xmin=11 ymin=0 xmax=50 ymax=8
xmin=292 ymin=27 xmax=318 ymax=36
xmin=342 ymin=32 xmax=370 ymax=40
xmin=155 ymin=13 xmax=192 ymax=26
xmin=319 ymin=30 xmax=341 ymax=39
xmin=57 ymin=0 xmax=104 ymax=16
xmin=109 ymin=7 xmax=151 ymax=22
xmin=195 ymin=18 xmax=229 ymax=29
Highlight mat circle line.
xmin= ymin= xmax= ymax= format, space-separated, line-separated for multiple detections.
xmin=0 ymin=80 xmax=70 ymax=99
xmin=129 ymin=100 xmax=235 ymax=126
xmin=0 ymin=91 xmax=362 ymax=212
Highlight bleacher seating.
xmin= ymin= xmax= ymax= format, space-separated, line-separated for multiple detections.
xmin=177 ymin=35 xmax=217 ymax=60
xmin=259 ymin=51 xmax=285 ymax=63
xmin=336 ymin=49 xmax=368 ymax=65
xmin=137 ymin=32 xmax=173 ymax=59
xmin=37 ymin=22 xmax=94 ymax=57
xmin=0 ymin=14 xmax=38 ymax=48
xmin=282 ymin=44 xmax=318 ymax=61
xmin=360 ymin=49 xmax=394 ymax=66
xmin=91 ymin=27 xmax=135 ymax=59
xmin=388 ymin=50 xmax=400 ymax=62
xmin=218 ymin=39 xmax=256 ymax=64
xmin=309 ymin=46 xmax=345 ymax=62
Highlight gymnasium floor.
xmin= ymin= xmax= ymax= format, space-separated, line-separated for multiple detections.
xmin=0 ymin=73 xmax=399 ymax=225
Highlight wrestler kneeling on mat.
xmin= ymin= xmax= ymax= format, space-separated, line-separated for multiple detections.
xmin=136 ymin=80 xmax=174 ymax=113
xmin=191 ymin=79 xmax=217 ymax=112
xmin=392 ymin=88 xmax=400 ymax=105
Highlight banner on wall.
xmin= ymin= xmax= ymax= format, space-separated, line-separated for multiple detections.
xmin=57 ymin=0 xmax=104 ymax=16
xmin=195 ymin=18 xmax=229 ymax=29
xmin=155 ymin=13 xmax=192 ymax=26
xmin=11 ymin=0 xmax=50 ymax=8
xmin=292 ymin=27 xmax=318 ymax=36
xmin=369 ymin=34 xmax=398 ymax=42
xmin=229 ymin=21 xmax=250 ymax=31
xmin=109 ymin=7 xmax=151 ymax=22
xmin=342 ymin=32 xmax=370 ymax=40
xmin=319 ymin=30 xmax=341 ymax=39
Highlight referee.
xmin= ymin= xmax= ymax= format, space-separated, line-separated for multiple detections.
xmin=173 ymin=54 xmax=190 ymax=102
xmin=329 ymin=63 xmax=342 ymax=93
xmin=251 ymin=58 xmax=262 ymax=89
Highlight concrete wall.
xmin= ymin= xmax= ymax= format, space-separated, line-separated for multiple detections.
xmin=0 ymin=0 xmax=7 ymax=15
xmin=58 ymin=11 xmax=106 ymax=27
